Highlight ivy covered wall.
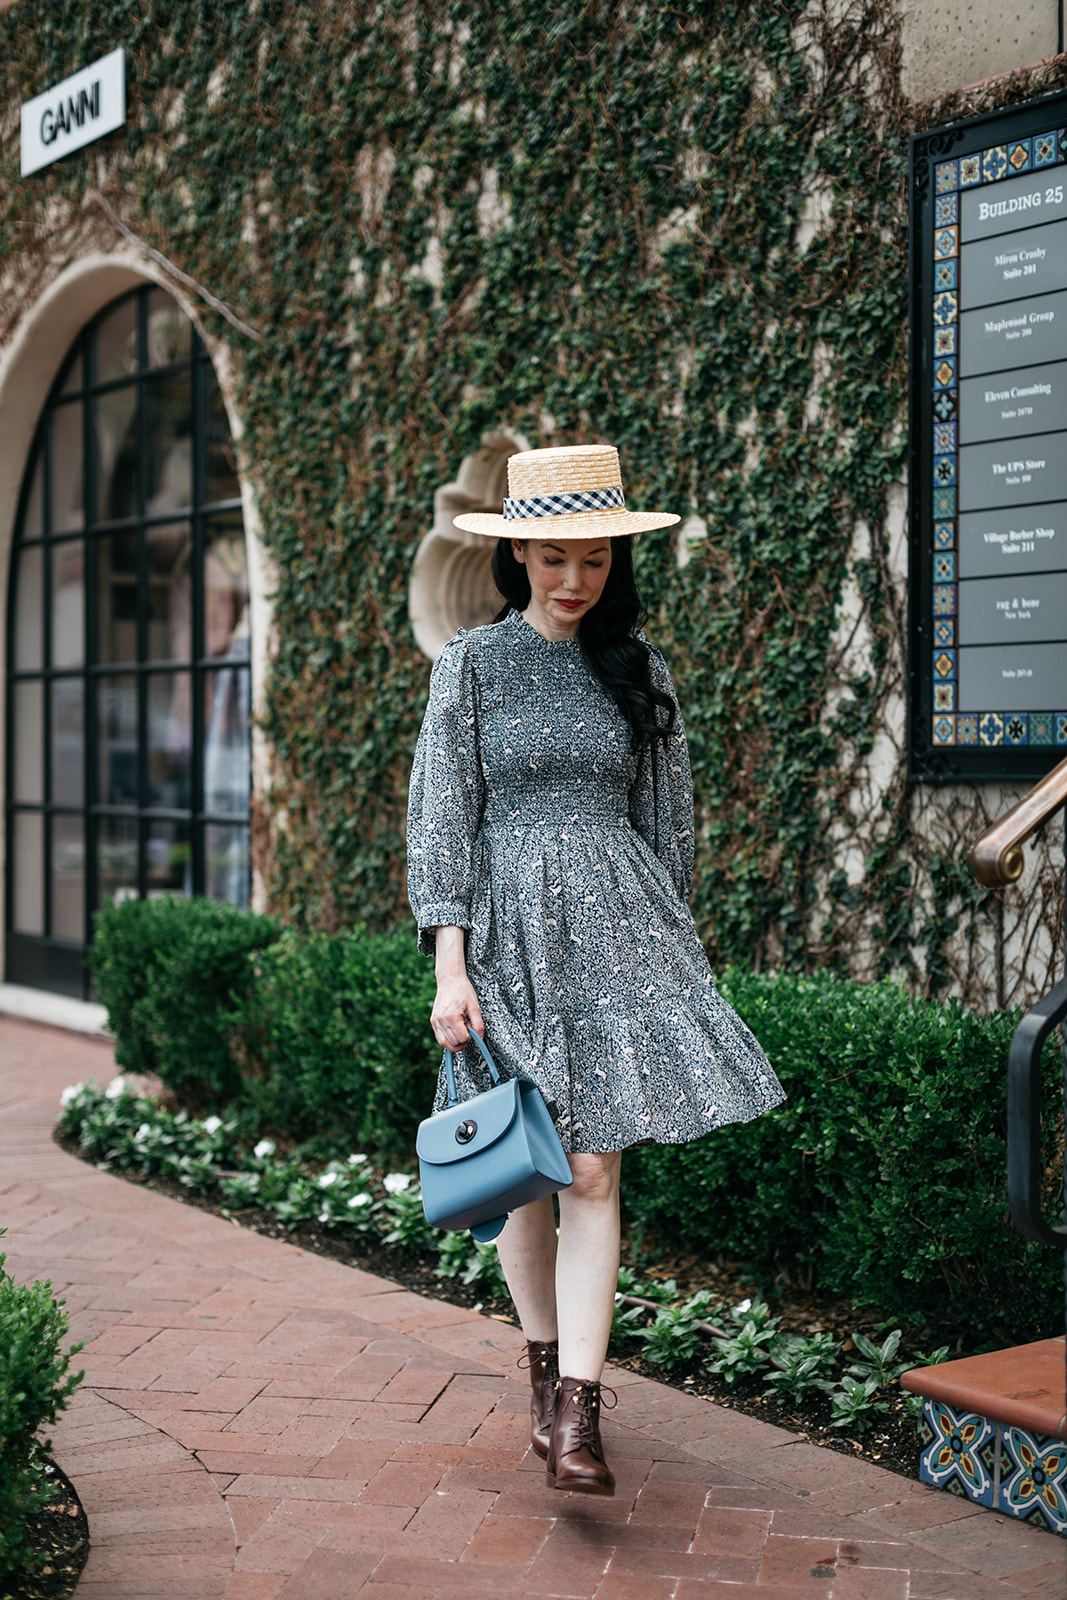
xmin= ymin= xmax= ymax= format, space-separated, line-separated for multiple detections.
xmin=2 ymin=0 xmax=1065 ymax=1008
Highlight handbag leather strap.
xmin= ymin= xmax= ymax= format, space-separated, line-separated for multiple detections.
xmin=443 ymin=1029 xmax=501 ymax=1105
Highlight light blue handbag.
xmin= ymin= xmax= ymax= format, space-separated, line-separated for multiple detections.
xmin=416 ymin=1030 xmax=573 ymax=1243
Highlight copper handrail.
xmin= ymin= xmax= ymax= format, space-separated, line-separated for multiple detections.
xmin=967 ymin=753 xmax=1067 ymax=887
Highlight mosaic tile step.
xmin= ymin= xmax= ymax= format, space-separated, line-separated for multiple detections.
xmin=902 ymin=1337 xmax=1066 ymax=1438
xmin=903 ymin=1339 xmax=1067 ymax=1538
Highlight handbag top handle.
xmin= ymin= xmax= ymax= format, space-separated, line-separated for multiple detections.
xmin=443 ymin=1029 xmax=501 ymax=1105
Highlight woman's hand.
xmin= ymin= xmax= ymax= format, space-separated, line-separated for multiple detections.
xmin=430 ymin=926 xmax=485 ymax=1050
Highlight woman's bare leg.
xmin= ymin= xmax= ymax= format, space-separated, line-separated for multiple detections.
xmin=495 ymin=1194 xmax=559 ymax=1342
xmin=555 ymin=1152 xmax=622 ymax=1382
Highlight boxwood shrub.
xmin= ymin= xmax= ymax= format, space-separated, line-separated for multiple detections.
xmin=0 ymin=1240 xmax=83 ymax=1583
xmin=88 ymin=898 xmax=1065 ymax=1338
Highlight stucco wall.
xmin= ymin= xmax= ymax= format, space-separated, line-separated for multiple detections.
xmin=899 ymin=0 xmax=1060 ymax=101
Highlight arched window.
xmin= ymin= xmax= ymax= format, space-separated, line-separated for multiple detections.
xmin=6 ymin=285 xmax=251 ymax=997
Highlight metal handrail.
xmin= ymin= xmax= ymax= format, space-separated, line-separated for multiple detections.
xmin=1007 ymin=976 xmax=1067 ymax=1251
xmin=967 ymin=753 xmax=1067 ymax=887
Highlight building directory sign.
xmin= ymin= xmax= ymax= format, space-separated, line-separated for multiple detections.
xmin=20 ymin=48 xmax=125 ymax=178
xmin=910 ymin=96 xmax=1067 ymax=780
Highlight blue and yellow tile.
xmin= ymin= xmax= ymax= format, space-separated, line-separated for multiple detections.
xmin=936 ymin=159 xmax=959 ymax=193
xmin=980 ymin=712 xmax=1004 ymax=746
xmin=934 ymin=356 xmax=957 ymax=388
xmin=1029 ymin=712 xmax=1053 ymax=746
xmin=933 ymin=521 xmax=956 ymax=551
xmin=934 ymin=684 xmax=955 ymax=712
xmin=1005 ymin=714 xmax=1028 ymax=746
xmin=934 ymin=553 xmax=956 ymax=581
xmin=935 ymin=193 xmax=959 ymax=225
xmin=983 ymin=145 xmax=1008 ymax=183
xmin=933 ymin=488 xmax=957 ymax=520
xmin=934 ymin=455 xmax=957 ymax=487
xmin=934 ymin=618 xmax=955 ymax=647
xmin=1008 ymin=139 xmax=1032 ymax=174
xmin=934 ymin=226 xmax=959 ymax=259
xmin=956 ymin=714 xmax=978 ymax=745
xmin=934 ymin=422 xmax=957 ymax=454
xmin=933 ymin=585 xmax=956 ymax=616
xmin=1056 ymin=713 xmax=1067 ymax=746
xmin=932 ymin=715 xmax=955 ymax=745
xmin=918 ymin=1400 xmax=995 ymax=1505
xmin=1034 ymin=131 xmax=1057 ymax=168
xmin=933 ymin=649 xmax=956 ymax=679
xmin=933 ymin=290 xmax=958 ymax=327
xmin=935 ymin=259 xmax=958 ymax=291
xmin=934 ymin=389 xmax=957 ymax=422
xmin=1000 ymin=1428 xmax=1067 ymax=1535
xmin=960 ymin=154 xmax=982 ymax=188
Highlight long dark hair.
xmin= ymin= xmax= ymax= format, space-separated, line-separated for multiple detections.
xmin=490 ymin=536 xmax=676 ymax=747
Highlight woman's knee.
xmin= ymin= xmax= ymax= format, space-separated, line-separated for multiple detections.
xmin=562 ymin=1151 xmax=622 ymax=1208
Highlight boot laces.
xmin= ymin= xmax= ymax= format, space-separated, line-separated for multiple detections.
xmin=569 ymin=1382 xmax=617 ymax=1454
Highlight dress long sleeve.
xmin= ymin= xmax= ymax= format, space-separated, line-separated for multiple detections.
xmin=628 ymin=646 xmax=695 ymax=904
xmin=407 ymin=632 xmax=486 ymax=956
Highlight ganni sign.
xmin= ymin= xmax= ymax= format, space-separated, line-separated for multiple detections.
xmin=20 ymin=48 xmax=125 ymax=177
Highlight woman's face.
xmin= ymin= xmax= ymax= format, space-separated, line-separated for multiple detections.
xmin=513 ymin=537 xmax=612 ymax=639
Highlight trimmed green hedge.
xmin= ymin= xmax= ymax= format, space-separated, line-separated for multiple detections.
xmin=88 ymin=897 xmax=1065 ymax=1339
xmin=0 ymin=1240 xmax=83 ymax=1583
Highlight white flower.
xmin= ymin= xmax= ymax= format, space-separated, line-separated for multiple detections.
xmin=318 ymin=1171 xmax=341 ymax=1189
xmin=735 ymin=1297 xmax=752 ymax=1315
xmin=105 ymin=1076 xmax=127 ymax=1099
xmin=347 ymin=1153 xmax=367 ymax=1166
xmin=347 ymin=1193 xmax=372 ymax=1209
xmin=59 ymin=1083 xmax=85 ymax=1108
xmin=134 ymin=1123 xmax=152 ymax=1144
xmin=318 ymin=1209 xmax=331 ymax=1223
xmin=254 ymin=1139 xmax=276 ymax=1160
xmin=383 ymin=1173 xmax=412 ymax=1195
xmin=202 ymin=1116 xmax=222 ymax=1135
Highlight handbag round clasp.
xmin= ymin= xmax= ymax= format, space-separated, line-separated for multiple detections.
xmin=455 ymin=1119 xmax=477 ymax=1144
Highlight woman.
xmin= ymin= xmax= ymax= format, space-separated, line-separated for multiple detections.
xmin=407 ymin=444 xmax=784 ymax=1496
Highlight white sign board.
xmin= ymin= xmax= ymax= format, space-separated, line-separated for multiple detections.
xmin=20 ymin=48 xmax=125 ymax=177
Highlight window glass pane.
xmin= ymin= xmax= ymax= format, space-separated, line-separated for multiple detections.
xmin=96 ymin=532 xmax=138 ymax=664
xmin=97 ymin=675 xmax=138 ymax=806
xmin=13 ymin=812 xmax=44 ymax=935
xmin=205 ymin=823 xmax=249 ymax=908
xmin=96 ymin=813 xmax=138 ymax=907
xmin=204 ymin=666 xmax=250 ymax=815
xmin=96 ymin=297 xmax=138 ymax=384
xmin=21 ymin=448 xmax=44 ymax=541
xmin=95 ymin=385 xmax=138 ymax=522
xmin=13 ymin=544 xmax=43 ymax=672
xmin=51 ymin=815 xmax=85 ymax=941
xmin=146 ymin=817 xmax=191 ymax=896
xmin=13 ymin=680 xmax=43 ymax=803
xmin=205 ymin=515 xmax=250 ymax=659
xmin=51 ymin=401 xmax=84 ymax=533
xmin=51 ymin=678 xmax=84 ymax=806
xmin=146 ymin=289 xmax=192 ymax=368
xmin=59 ymin=348 xmax=83 ymax=397
xmin=51 ymin=540 xmax=85 ymax=668
xmin=145 ymin=372 xmax=193 ymax=516
xmin=206 ymin=373 xmax=240 ymax=503
xmin=147 ymin=522 xmax=193 ymax=661
xmin=147 ymin=672 xmax=192 ymax=809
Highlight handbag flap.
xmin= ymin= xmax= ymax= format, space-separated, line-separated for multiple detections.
xmin=416 ymin=1079 xmax=522 ymax=1166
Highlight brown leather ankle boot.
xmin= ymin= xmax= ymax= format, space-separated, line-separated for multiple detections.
xmin=519 ymin=1339 xmax=559 ymax=1457
xmin=545 ymin=1376 xmax=616 ymax=1496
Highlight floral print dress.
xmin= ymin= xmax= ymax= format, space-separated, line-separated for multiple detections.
xmin=407 ymin=608 xmax=784 ymax=1153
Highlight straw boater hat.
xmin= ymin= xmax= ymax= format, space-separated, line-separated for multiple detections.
xmin=452 ymin=444 xmax=680 ymax=539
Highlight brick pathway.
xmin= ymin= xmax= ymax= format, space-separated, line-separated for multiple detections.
xmin=1 ymin=1014 xmax=1063 ymax=1600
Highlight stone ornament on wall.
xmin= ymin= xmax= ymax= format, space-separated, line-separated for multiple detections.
xmin=409 ymin=429 xmax=530 ymax=660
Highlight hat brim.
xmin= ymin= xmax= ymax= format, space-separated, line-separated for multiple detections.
xmin=453 ymin=508 xmax=680 ymax=539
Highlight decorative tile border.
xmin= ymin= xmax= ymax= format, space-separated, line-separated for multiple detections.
xmin=930 ymin=123 xmax=1066 ymax=750
xmin=918 ymin=1398 xmax=1067 ymax=1535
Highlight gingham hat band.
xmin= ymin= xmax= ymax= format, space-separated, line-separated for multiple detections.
xmin=503 ymin=484 xmax=626 ymax=521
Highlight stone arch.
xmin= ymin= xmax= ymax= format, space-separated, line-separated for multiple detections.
xmin=408 ymin=427 xmax=531 ymax=660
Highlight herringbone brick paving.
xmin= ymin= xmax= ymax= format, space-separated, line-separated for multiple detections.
xmin=1 ymin=1014 xmax=1063 ymax=1599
